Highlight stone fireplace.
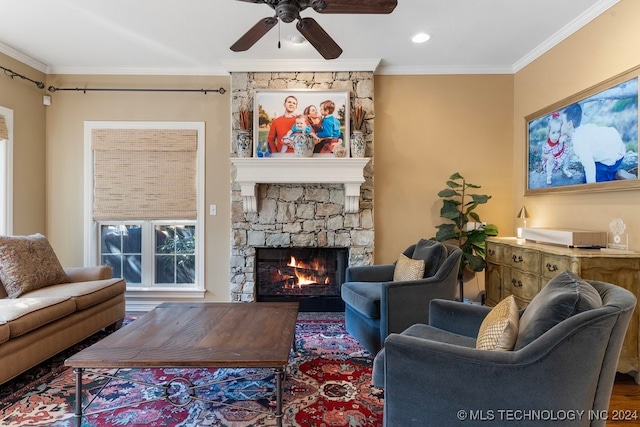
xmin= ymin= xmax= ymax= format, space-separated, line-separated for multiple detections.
xmin=229 ymin=71 xmax=375 ymax=304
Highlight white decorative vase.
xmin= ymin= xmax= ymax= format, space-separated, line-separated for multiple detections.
xmin=350 ymin=130 xmax=365 ymax=158
xmin=292 ymin=133 xmax=314 ymax=157
xmin=236 ymin=131 xmax=252 ymax=158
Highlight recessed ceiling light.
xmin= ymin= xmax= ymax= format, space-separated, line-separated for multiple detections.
xmin=412 ymin=33 xmax=431 ymax=44
xmin=287 ymin=34 xmax=307 ymax=45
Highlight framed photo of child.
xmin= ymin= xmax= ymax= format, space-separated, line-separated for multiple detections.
xmin=525 ymin=65 xmax=640 ymax=195
xmin=253 ymin=89 xmax=350 ymax=158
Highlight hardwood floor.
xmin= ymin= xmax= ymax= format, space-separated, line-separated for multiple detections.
xmin=608 ymin=374 xmax=640 ymax=426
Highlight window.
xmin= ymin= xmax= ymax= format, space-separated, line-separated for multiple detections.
xmin=85 ymin=122 xmax=204 ymax=296
xmin=99 ymin=222 xmax=196 ymax=286
xmin=0 ymin=107 xmax=12 ymax=236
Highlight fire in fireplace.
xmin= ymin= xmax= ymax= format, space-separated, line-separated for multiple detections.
xmin=255 ymin=247 xmax=348 ymax=312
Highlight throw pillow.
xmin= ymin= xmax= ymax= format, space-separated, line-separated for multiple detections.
xmin=393 ymin=254 xmax=425 ymax=282
xmin=476 ymin=295 xmax=520 ymax=351
xmin=411 ymin=239 xmax=447 ymax=277
xmin=0 ymin=234 xmax=70 ymax=298
xmin=514 ymin=270 xmax=602 ymax=350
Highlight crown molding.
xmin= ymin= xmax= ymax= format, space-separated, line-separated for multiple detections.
xmin=375 ymin=64 xmax=514 ymax=76
xmin=46 ymin=65 xmax=230 ymax=76
xmin=221 ymin=59 xmax=381 ymax=73
xmin=513 ymin=0 xmax=620 ymax=73
xmin=0 ymin=41 xmax=48 ymax=73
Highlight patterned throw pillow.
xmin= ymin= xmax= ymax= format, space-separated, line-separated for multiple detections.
xmin=476 ymin=295 xmax=520 ymax=351
xmin=0 ymin=234 xmax=70 ymax=298
xmin=393 ymin=253 xmax=426 ymax=281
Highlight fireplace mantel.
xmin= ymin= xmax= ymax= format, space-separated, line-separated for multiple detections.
xmin=231 ymin=157 xmax=370 ymax=213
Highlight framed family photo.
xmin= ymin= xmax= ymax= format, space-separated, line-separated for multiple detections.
xmin=525 ymin=66 xmax=640 ymax=195
xmin=253 ymin=89 xmax=350 ymax=158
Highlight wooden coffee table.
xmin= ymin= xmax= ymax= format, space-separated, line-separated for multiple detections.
xmin=65 ymin=302 xmax=299 ymax=426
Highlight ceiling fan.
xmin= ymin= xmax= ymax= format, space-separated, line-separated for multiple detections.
xmin=230 ymin=0 xmax=398 ymax=60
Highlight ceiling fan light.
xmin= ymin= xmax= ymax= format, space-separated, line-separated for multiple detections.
xmin=412 ymin=33 xmax=431 ymax=43
xmin=287 ymin=34 xmax=307 ymax=45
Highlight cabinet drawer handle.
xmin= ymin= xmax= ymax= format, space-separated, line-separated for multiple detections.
xmin=512 ymin=255 xmax=523 ymax=263
xmin=488 ymin=249 xmax=495 ymax=256
xmin=546 ymin=263 xmax=558 ymax=272
xmin=511 ymin=279 xmax=523 ymax=287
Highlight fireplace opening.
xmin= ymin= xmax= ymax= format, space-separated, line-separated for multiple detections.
xmin=255 ymin=247 xmax=348 ymax=312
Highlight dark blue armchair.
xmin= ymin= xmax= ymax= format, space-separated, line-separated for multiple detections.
xmin=373 ymin=278 xmax=636 ymax=426
xmin=341 ymin=239 xmax=462 ymax=354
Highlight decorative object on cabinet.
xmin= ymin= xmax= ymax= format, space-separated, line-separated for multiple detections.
xmin=525 ymin=65 xmax=639 ymax=195
xmin=485 ymin=236 xmax=640 ymax=383
xmin=432 ymin=172 xmax=498 ymax=299
xmin=607 ymin=218 xmax=630 ymax=252
xmin=520 ymin=227 xmax=607 ymax=248
xmin=516 ymin=205 xmax=529 ymax=238
xmin=253 ymin=89 xmax=350 ymax=158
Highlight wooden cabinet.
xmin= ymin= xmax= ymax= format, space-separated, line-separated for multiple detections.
xmin=486 ymin=237 xmax=640 ymax=382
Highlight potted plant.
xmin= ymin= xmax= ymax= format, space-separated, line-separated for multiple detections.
xmin=432 ymin=172 xmax=499 ymax=299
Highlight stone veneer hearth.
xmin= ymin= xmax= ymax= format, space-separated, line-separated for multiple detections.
xmin=229 ymin=71 xmax=375 ymax=302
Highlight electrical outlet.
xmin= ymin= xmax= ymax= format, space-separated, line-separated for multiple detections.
xmin=209 ymin=204 xmax=217 ymax=216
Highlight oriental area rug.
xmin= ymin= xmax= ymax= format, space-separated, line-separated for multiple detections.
xmin=0 ymin=313 xmax=384 ymax=426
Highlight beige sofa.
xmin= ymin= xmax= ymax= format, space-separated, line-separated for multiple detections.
xmin=0 ymin=264 xmax=126 ymax=384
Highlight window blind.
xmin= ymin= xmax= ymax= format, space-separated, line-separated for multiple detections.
xmin=92 ymin=128 xmax=197 ymax=221
xmin=0 ymin=115 xmax=8 ymax=140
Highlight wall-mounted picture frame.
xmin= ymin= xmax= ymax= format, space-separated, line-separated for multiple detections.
xmin=525 ymin=66 xmax=639 ymax=195
xmin=253 ymin=89 xmax=350 ymax=158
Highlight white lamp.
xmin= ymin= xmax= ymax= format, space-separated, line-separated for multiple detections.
xmin=517 ymin=206 xmax=529 ymax=238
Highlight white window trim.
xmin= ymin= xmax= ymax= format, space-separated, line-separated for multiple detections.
xmin=0 ymin=106 xmax=13 ymax=236
xmin=83 ymin=121 xmax=205 ymax=298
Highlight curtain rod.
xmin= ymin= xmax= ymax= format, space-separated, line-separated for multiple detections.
xmin=47 ymin=86 xmax=226 ymax=94
xmin=1 ymin=65 xmax=45 ymax=89
xmin=2 ymin=64 xmax=226 ymax=95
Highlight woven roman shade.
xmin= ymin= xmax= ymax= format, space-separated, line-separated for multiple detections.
xmin=92 ymin=128 xmax=197 ymax=221
xmin=0 ymin=115 xmax=8 ymax=140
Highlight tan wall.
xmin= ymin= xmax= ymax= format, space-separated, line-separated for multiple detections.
xmin=514 ymin=0 xmax=640 ymax=250
xmin=0 ymin=53 xmax=47 ymax=235
xmin=5 ymin=0 xmax=637 ymax=302
xmin=44 ymin=74 xmax=232 ymax=300
xmin=374 ymin=74 xmax=515 ymax=267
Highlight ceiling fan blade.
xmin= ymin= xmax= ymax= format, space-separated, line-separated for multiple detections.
xmin=230 ymin=17 xmax=278 ymax=52
xmin=315 ymin=0 xmax=397 ymax=14
xmin=296 ymin=17 xmax=343 ymax=60
xmin=234 ymin=0 xmax=267 ymax=4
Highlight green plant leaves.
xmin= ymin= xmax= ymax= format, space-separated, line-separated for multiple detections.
xmin=432 ymin=172 xmax=499 ymax=278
